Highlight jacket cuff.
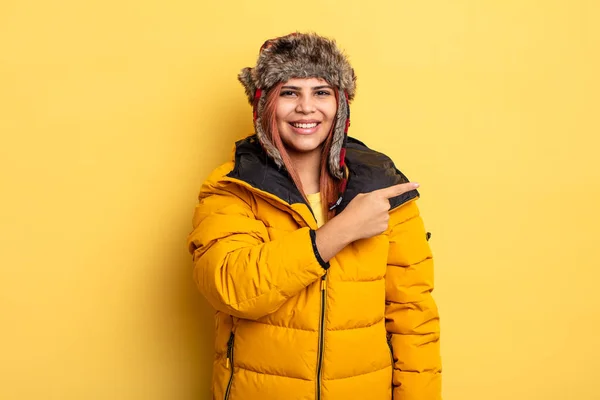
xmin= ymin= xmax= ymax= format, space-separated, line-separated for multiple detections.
xmin=309 ymin=229 xmax=330 ymax=270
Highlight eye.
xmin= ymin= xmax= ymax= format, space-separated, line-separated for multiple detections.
xmin=316 ymin=90 xmax=332 ymax=96
xmin=280 ymin=90 xmax=297 ymax=97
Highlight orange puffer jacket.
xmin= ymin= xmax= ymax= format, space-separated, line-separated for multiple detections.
xmin=187 ymin=135 xmax=441 ymax=400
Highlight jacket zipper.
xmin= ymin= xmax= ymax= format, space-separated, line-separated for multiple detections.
xmin=316 ymin=272 xmax=327 ymax=400
xmin=224 ymin=333 xmax=235 ymax=400
xmin=387 ymin=334 xmax=394 ymax=400
xmin=224 ymin=176 xmax=333 ymax=399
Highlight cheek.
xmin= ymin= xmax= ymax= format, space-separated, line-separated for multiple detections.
xmin=320 ymin=102 xmax=337 ymax=131
xmin=325 ymin=100 xmax=337 ymax=121
xmin=275 ymin=100 xmax=294 ymax=122
xmin=275 ymin=108 xmax=284 ymax=126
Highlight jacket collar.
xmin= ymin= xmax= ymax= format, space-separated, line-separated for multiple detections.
xmin=226 ymin=135 xmax=419 ymax=213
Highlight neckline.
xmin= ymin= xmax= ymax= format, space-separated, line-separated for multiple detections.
xmin=306 ymin=192 xmax=321 ymax=201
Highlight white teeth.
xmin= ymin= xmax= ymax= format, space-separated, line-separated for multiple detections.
xmin=292 ymin=122 xmax=318 ymax=129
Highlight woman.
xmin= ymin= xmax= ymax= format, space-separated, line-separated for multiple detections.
xmin=188 ymin=33 xmax=441 ymax=400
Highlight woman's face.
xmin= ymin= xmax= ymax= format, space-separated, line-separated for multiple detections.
xmin=275 ymin=77 xmax=337 ymax=157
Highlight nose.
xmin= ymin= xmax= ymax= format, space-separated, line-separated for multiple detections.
xmin=295 ymin=94 xmax=316 ymax=114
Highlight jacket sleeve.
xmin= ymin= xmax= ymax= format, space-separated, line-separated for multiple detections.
xmin=385 ymin=199 xmax=441 ymax=400
xmin=187 ymin=185 xmax=327 ymax=321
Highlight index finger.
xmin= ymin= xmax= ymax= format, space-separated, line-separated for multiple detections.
xmin=375 ymin=182 xmax=420 ymax=199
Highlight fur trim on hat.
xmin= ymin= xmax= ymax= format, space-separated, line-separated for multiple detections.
xmin=238 ymin=32 xmax=355 ymax=182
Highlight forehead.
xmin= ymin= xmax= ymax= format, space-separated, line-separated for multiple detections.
xmin=283 ymin=77 xmax=331 ymax=87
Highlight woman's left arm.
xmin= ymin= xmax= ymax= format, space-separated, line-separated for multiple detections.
xmin=385 ymin=199 xmax=442 ymax=400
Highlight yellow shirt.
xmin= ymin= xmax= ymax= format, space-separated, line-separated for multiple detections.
xmin=306 ymin=192 xmax=325 ymax=228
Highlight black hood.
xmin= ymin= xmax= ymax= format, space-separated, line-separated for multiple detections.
xmin=227 ymin=135 xmax=419 ymax=213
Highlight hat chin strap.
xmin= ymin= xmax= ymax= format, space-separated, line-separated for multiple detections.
xmin=252 ymin=88 xmax=263 ymax=123
xmin=328 ymin=90 xmax=350 ymax=181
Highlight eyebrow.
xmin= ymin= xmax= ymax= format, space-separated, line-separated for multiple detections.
xmin=281 ymin=85 xmax=334 ymax=90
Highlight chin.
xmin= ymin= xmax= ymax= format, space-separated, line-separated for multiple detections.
xmin=284 ymin=136 xmax=325 ymax=154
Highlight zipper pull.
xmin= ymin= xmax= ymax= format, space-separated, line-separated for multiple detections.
xmin=321 ymin=273 xmax=327 ymax=291
xmin=328 ymin=195 xmax=343 ymax=211
xmin=226 ymin=356 xmax=230 ymax=369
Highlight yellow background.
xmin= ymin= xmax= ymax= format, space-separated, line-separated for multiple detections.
xmin=1 ymin=0 xmax=599 ymax=399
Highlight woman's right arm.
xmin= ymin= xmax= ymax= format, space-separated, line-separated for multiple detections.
xmin=187 ymin=186 xmax=327 ymax=321
xmin=189 ymin=180 xmax=419 ymax=320
xmin=316 ymin=183 xmax=420 ymax=262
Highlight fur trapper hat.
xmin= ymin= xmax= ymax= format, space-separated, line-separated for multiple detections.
xmin=238 ymin=32 xmax=356 ymax=183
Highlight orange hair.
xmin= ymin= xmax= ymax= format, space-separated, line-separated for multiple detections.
xmin=261 ymin=82 xmax=340 ymax=222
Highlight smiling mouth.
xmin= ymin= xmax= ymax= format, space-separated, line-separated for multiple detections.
xmin=290 ymin=122 xmax=320 ymax=129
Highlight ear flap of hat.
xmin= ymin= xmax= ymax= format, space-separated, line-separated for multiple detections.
xmin=328 ymin=91 xmax=349 ymax=180
xmin=238 ymin=67 xmax=256 ymax=104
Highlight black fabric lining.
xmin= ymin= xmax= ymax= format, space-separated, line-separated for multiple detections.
xmin=227 ymin=136 xmax=306 ymax=205
xmin=309 ymin=229 xmax=330 ymax=269
xmin=337 ymin=137 xmax=419 ymax=213
xmin=226 ymin=135 xmax=420 ymax=214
